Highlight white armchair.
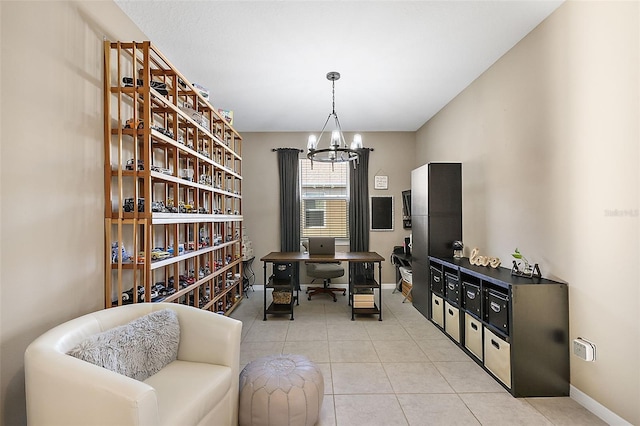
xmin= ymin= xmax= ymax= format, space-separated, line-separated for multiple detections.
xmin=25 ymin=303 xmax=242 ymax=426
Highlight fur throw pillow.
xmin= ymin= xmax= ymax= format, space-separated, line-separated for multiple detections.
xmin=67 ymin=309 xmax=180 ymax=381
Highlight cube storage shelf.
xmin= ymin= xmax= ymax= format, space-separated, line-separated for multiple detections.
xmin=428 ymin=256 xmax=569 ymax=397
xmin=104 ymin=41 xmax=243 ymax=315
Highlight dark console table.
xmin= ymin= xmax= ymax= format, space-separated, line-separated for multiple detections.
xmin=428 ymin=256 xmax=569 ymax=397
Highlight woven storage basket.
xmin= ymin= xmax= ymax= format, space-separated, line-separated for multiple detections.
xmin=402 ymin=280 xmax=413 ymax=302
xmin=272 ymin=290 xmax=292 ymax=304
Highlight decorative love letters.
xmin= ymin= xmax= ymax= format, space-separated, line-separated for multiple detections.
xmin=469 ymin=247 xmax=501 ymax=268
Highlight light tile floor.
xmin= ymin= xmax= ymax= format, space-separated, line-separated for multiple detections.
xmin=231 ymin=288 xmax=606 ymax=426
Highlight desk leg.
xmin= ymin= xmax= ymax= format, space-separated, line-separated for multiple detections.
xmin=295 ymin=262 xmax=300 ymax=306
xmin=349 ymin=262 xmax=355 ymax=320
xmin=263 ymin=261 xmax=267 ymax=321
xmin=378 ymin=261 xmax=383 ymax=321
xmin=347 ymin=262 xmax=352 ymax=307
xmin=290 ymin=265 xmax=296 ymax=320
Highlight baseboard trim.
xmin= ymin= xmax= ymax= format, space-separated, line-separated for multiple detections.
xmin=570 ymin=385 xmax=631 ymax=425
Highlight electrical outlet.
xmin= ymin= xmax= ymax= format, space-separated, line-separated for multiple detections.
xmin=573 ymin=337 xmax=596 ymax=361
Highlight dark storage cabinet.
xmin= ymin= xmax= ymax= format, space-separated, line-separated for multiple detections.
xmin=411 ymin=163 xmax=462 ymax=318
xmin=428 ymin=256 xmax=569 ymax=398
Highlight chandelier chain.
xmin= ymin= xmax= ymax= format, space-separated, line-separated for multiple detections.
xmin=332 ymin=79 xmax=336 ymax=115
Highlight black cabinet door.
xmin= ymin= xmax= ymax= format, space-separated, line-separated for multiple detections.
xmin=410 ymin=215 xmax=429 ymax=317
xmin=411 ymin=165 xmax=428 ymax=216
xmin=428 ymin=163 xmax=462 ymax=215
xmin=411 ymin=215 xmax=428 ymax=265
xmin=429 ymin=215 xmax=462 ymax=258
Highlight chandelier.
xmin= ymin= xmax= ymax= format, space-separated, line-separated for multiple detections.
xmin=307 ymin=71 xmax=363 ymax=168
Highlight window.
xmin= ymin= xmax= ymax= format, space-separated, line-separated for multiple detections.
xmin=300 ymin=159 xmax=349 ymax=238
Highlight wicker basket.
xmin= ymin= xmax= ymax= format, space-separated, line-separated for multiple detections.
xmin=401 ymin=280 xmax=413 ymax=302
xmin=272 ymin=291 xmax=292 ymax=305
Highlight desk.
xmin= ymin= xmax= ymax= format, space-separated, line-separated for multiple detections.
xmin=261 ymin=252 xmax=385 ymax=320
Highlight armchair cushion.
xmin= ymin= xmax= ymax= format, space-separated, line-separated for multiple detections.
xmin=67 ymin=309 xmax=180 ymax=381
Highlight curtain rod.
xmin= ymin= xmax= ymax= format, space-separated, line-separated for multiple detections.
xmin=271 ymin=148 xmax=374 ymax=152
xmin=272 ymin=148 xmax=304 ymax=152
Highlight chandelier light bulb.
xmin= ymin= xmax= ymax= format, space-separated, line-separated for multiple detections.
xmin=351 ymin=134 xmax=363 ymax=150
xmin=307 ymin=135 xmax=317 ymax=151
xmin=330 ymin=130 xmax=340 ymax=149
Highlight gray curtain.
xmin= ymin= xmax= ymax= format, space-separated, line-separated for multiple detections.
xmin=349 ymin=148 xmax=370 ymax=251
xmin=349 ymin=149 xmax=371 ymax=279
xmin=277 ymin=148 xmax=301 ymax=287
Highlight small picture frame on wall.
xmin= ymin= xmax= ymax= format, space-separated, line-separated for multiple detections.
xmin=374 ymin=175 xmax=388 ymax=190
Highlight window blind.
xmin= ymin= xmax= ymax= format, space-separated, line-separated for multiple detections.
xmin=299 ymin=159 xmax=349 ymax=238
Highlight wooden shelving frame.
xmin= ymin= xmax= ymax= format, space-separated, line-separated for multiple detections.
xmin=104 ymin=41 xmax=243 ymax=315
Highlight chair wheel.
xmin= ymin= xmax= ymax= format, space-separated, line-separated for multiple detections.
xmin=333 ymin=298 xmax=337 ymax=302
xmin=308 ymin=296 xmax=311 ymax=301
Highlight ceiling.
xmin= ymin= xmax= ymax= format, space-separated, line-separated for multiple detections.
xmin=115 ymin=1 xmax=563 ymax=133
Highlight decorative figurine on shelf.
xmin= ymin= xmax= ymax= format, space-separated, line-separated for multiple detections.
xmin=469 ymin=247 xmax=501 ymax=268
xmin=123 ymin=197 xmax=144 ymax=213
xmin=452 ymin=241 xmax=464 ymax=259
xmin=511 ymin=248 xmax=542 ymax=278
xmin=111 ymin=242 xmax=130 ymax=263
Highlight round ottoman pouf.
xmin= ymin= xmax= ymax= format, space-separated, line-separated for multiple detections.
xmin=239 ymin=354 xmax=324 ymax=426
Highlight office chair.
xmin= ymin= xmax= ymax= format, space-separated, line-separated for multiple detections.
xmin=305 ymin=262 xmax=345 ymax=302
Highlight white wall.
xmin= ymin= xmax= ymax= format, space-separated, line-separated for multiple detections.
xmin=415 ymin=2 xmax=639 ymax=423
xmin=241 ymin=132 xmax=415 ymax=286
xmin=0 ymin=2 xmax=147 ymax=425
